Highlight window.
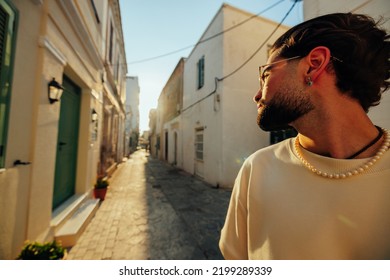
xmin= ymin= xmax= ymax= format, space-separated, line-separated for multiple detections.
xmin=0 ymin=0 xmax=17 ymax=168
xmin=270 ymin=128 xmax=297 ymax=145
xmin=108 ymin=21 xmax=113 ymax=63
xmin=197 ymin=56 xmax=204 ymax=89
xmin=195 ymin=129 xmax=204 ymax=161
xmin=90 ymin=0 xmax=100 ymax=23
xmin=156 ymin=135 xmax=160 ymax=150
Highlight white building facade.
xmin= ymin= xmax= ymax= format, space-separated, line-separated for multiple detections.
xmin=0 ymin=0 xmax=127 ymax=259
xmin=180 ymin=4 xmax=290 ymax=188
xmin=125 ymin=76 xmax=140 ymax=155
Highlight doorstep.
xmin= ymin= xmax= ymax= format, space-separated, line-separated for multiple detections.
xmin=54 ymin=198 xmax=100 ymax=248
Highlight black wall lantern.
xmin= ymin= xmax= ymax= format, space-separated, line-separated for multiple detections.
xmin=48 ymin=78 xmax=64 ymax=104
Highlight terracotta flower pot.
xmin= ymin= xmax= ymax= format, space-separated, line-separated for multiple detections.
xmin=94 ymin=188 xmax=107 ymax=200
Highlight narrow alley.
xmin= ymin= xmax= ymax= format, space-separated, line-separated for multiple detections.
xmin=67 ymin=150 xmax=232 ymax=260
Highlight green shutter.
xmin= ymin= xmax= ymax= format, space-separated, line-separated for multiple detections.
xmin=197 ymin=56 xmax=205 ymax=89
xmin=197 ymin=59 xmax=201 ymax=89
xmin=0 ymin=0 xmax=17 ymax=168
xmin=200 ymin=57 xmax=204 ymax=88
xmin=270 ymin=128 xmax=298 ymax=145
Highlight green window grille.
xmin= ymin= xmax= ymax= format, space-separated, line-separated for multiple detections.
xmin=197 ymin=56 xmax=204 ymax=89
xmin=195 ymin=129 xmax=204 ymax=161
xmin=270 ymin=127 xmax=298 ymax=145
xmin=0 ymin=0 xmax=17 ymax=168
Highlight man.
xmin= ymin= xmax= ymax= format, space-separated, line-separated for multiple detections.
xmin=219 ymin=13 xmax=390 ymax=259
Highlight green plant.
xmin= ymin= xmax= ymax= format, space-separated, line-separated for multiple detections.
xmin=94 ymin=177 xmax=109 ymax=189
xmin=17 ymin=240 xmax=66 ymax=260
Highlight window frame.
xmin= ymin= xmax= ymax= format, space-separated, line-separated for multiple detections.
xmin=0 ymin=0 xmax=18 ymax=168
xmin=197 ymin=56 xmax=205 ymax=89
xmin=194 ymin=128 xmax=204 ymax=161
xmin=270 ymin=128 xmax=297 ymax=145
xmin=90 ymin=0 xmax=100 ymax=24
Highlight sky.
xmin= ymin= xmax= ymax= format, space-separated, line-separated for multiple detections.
xmin=119 ymin=0 xmax=304 ymax=132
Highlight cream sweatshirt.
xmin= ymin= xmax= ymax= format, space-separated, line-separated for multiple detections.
xmin=220 ymin=137 xmax=390 ymax=259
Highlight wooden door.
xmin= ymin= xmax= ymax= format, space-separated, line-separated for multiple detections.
xmin=52 ymin=76 xmax=81 ymax=209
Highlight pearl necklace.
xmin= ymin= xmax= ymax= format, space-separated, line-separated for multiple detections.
xmin=294 ymin=128 xmax=390 ymax=179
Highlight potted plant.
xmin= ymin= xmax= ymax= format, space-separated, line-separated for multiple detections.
xmin=93 ymin=176 xmax=109 ymax=200
xmin=17 ymin=240 xmax=66 ymax=260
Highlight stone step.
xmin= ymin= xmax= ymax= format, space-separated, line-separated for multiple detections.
xmin=51 ymin=194 xmax=88 ymax=232
xmin=55 ymin=199 xmax=99 ymax=248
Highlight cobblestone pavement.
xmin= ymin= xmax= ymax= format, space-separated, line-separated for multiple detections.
xmin=67 ymin=149 xmax=232 ymax=260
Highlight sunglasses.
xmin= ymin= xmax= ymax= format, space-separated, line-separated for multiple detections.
xmin=258 ymin=55 xmax=343 ymax=87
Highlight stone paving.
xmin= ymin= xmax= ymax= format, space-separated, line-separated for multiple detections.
xmin=67 ymin=149 xmax=232 ymax=260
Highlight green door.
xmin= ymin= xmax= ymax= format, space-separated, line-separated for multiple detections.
xmin=52 ymin=76 xmax=81 ymax=210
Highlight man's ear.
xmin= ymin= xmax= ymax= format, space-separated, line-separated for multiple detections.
xmin=304 ymin=46 xmax=332 ymax=82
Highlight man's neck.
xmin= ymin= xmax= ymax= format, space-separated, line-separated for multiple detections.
xmin=292 ymin=104 xmax=381 ymax=159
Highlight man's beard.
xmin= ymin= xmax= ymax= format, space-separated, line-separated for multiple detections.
xmin=257 ymin=86 xmax=314 ymax=131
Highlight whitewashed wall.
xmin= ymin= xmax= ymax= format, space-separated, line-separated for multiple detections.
xmin=181 ymin=5 xmax=289 ymax=187
xmin=220 ymin=7 xmax=290 ymax=187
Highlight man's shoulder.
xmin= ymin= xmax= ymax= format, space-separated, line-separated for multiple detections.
xmin=248 ymin=137 xmax=293 ymax=162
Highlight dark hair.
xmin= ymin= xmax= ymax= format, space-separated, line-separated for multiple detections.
xmin=271 ymin=13 xmax=390 ymax=112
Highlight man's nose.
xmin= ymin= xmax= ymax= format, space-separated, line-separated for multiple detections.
xmin=253 ymin=87 xmax=262 ymax=103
